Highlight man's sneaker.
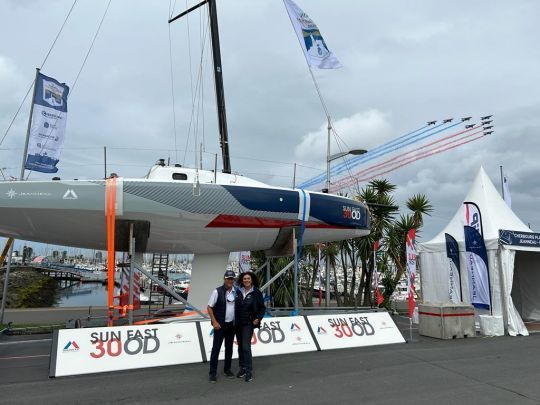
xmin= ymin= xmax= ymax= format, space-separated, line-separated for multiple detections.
xmin=209 ymin=374 xmax=217 ymax=383
xmin=236 ymin=370 xmax=246 ymax=379
xmin=224 ymin=370 xmax=235 ymax=378
xmin=244 ymin=372 xmax=253 ymax=382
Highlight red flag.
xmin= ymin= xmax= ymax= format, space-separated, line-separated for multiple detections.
xmin=373 ymin=240 xmax=380 ymax=251
xmin=376 ymin=288 xmax=384 ymax=306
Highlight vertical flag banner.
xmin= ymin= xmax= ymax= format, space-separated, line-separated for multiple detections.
xmin=317 ymin=243 xmax=323 ymax=306
xmin=239 ymin=251 xmax=251 ymax=273
xmin=405 ymin=229 xmax=416 ymax=317
xmin=464 ymin=201 xmax=483 ymax=235
xmin=463 ymin=225 xmax=490 ymax=310
xmin=25 ymin=72 xmax=69 ymax=173
xmin=444 ymin=233 xmax=462 ymax=303
xmin=503 ymin=176 xmax=512 ymax=208
xmin=372 ymin=240 xmax=384 ymax=306
xmin=283 ymin=0 xmax=342 ymax=69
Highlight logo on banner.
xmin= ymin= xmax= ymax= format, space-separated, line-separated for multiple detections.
xmin=317 ymin=326 xmax=327 ymax=335
xmin=328 ymin=317 xmax=375 ymax=338
xmin=168 ymin=332 xmax=191 ymax=345
xmin=42 ymin=79 xmax=64 ymax=107
xmin=89 ymin=328 xmax=160 ymax=358
xmin=6 ymin=189 xmax=16 ymax=199
xmin=290 ymin=323 xmax=301 ymax=332
xmin=63 ymin=341 xmax=80 ymax=352
xmin=256 ymin=321 xmax=285 ymax=344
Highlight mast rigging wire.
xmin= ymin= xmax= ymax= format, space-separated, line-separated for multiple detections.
xmin=26 ymin=0 xmax=112 ymax=180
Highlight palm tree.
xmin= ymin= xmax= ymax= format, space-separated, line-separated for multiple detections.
xmin=384 ymin=194 xmax=432 ymax=300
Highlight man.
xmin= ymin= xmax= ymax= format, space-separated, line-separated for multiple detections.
xmin=207 ymin=270 xmax=236 ymax=383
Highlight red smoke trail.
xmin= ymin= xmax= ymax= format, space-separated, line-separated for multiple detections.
xmin=337 ymin=126 xmax=480 ymax=181
xmin=332 ymin=130 xmax=486 ymax=191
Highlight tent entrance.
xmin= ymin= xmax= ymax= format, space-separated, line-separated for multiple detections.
xmin=511 ymin=251 xmax=540 ymax=331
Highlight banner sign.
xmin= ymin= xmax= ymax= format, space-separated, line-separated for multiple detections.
xmin=499 ymin=229 xmax=540 ymax=248
xmin=238 ymin=251 xmax=251 ymax=273
xmin=200 ymin=316 xmax=317 ymax=360
xmin=464 ymin=202 xmax=483 ymax=235
xmin=445 ymin=233 xmax=462 ymax=303
xmin=405 ymin=229 xmax=417 ymax=317
xmin=283 ymin=0 xmax=342 ymax=69
xmin=51 ymin=314 xmax=404 ymax=377
xmin=464 ymin=225 xmax=491 ymax=310
xmin=50 ymin=322 xmax=202 ymax=377
xmin=25 ymin=72 xmax=69 ymax=173
xmin=307 ymin=312 xmax=405 ymax=350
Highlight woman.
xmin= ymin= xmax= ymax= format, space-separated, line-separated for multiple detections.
xmin=235 ymin=271 xmax=266 ymax=382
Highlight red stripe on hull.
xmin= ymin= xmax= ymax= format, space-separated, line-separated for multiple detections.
xmin=205 ymin=214 xmax=348 ymax=229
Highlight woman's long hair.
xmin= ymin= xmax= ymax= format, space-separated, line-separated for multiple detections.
xmin=237 ymin=271 xmax=259 ymax=289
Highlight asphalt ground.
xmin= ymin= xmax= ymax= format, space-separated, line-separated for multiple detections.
xmin=3 ymin=305 xmax=186 ymax=326
xmin=1 ymin=316 xmax=540 ymax=405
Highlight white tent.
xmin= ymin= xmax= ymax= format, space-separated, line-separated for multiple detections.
xmin=419 ymin=167 xmax=540 ymax=336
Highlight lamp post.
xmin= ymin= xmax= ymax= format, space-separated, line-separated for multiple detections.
xmin=324 ymin=139 xmax=367 ymax=306
xmin=324 ymin=149 xmax=367 ymax=193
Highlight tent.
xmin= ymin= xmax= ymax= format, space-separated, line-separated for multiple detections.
xmin=419 ymin=167 xmax=540 ymax=336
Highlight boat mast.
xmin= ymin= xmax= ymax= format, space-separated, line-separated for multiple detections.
xmin=169 ymin=0 xmax=231 ymax=174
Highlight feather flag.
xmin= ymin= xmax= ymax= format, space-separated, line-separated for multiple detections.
xmin=373 ymin=240 xmax=384 ymax=306
xmin=283 ymin=0 xmax=342 ymax=69
xmin=406 ymin=229 xmax=417 ymax=317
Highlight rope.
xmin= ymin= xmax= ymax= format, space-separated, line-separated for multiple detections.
xmin=0 ymin=0 xmax=78 ymax=149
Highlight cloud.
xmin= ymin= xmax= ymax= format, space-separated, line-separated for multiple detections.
xmin=293 ymin=109 xmax=393 ymax=165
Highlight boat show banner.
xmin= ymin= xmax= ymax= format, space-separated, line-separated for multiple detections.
xmin=464 ymin=225 xmax=491 ymax=310
xmin=445 ymin=233 xmax=462 ymax=303
xmin=199 ymin=316 xmax=318 ymax=360
xmin=50 ymin=314 xmax=404 ymax=377
xmin=50 ymin=322 xmax=202 ymax=377
xmin=25 ymin=72 xmax=69 ymax=173
xmin=499 ymin=229 xmax=540 ymax=248
xmin=306 ymin=312 xmax=405 ymax=350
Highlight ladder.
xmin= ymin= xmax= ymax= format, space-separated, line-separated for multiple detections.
xmin=148 ymin=253 xmax=169 ymax=313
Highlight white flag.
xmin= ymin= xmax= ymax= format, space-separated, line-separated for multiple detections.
xmin=503 ymin=176 xmax=512 ymax=208
xmin=283 ymin=0 xmax=342 ymax=69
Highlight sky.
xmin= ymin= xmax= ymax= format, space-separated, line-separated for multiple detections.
xmin=1 ymin=0 xmax=540 ymax=252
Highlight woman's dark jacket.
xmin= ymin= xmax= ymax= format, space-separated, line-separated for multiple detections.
xmin=235 ymin=288 xmax=266 ymax=327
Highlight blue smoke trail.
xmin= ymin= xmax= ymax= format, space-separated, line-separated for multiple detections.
xmin=299 ymin=121 xmax=462 ymax=189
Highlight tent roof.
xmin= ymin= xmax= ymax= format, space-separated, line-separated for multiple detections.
xmin=421 ymin=167 xmax=531 ymax=249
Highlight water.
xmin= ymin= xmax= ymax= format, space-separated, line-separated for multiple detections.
xmin=54 ymin=272 xmax=191 ymax=307
xmin=54 ymin=282 xmax=118 ymax=307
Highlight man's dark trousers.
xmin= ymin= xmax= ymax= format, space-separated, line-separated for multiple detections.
xmin=209 ymin=321 xmax=234 ymax=376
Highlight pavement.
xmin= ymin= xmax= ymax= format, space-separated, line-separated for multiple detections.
xmin=1 ymin=315 xmax=540 ymax=405
xmin=2 ymin=305 xmax=186 ymax=326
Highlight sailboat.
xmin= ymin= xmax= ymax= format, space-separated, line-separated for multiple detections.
xmin=0 ymin=0 xmax=370 ymax=309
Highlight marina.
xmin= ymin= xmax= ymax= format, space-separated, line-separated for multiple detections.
xmin=0 ymin=0 xmax=539 ymax=402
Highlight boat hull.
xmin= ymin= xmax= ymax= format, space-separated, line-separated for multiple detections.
xmin=0 ymin=179 xmax=370 ymax=253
